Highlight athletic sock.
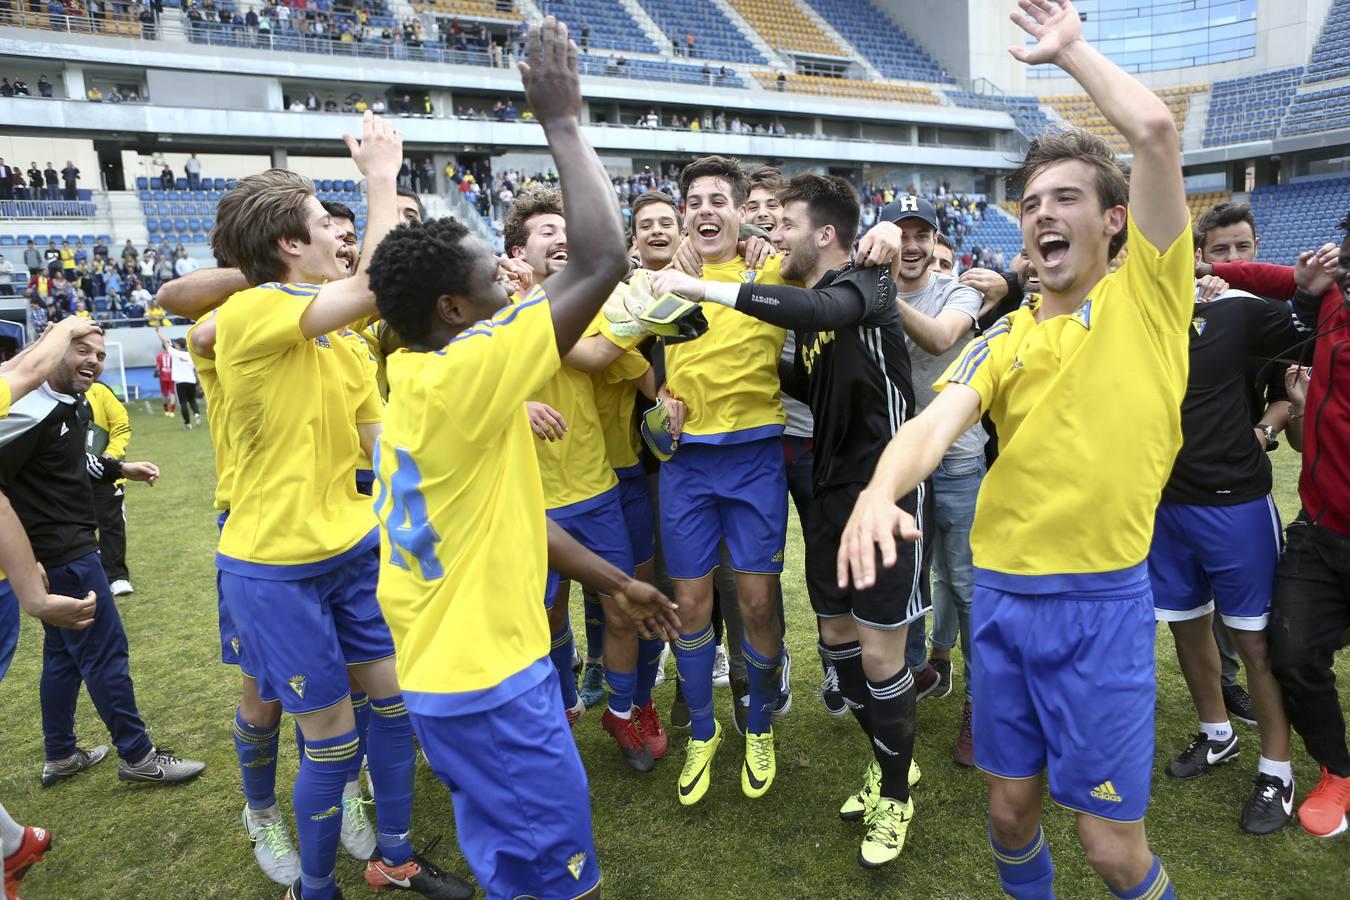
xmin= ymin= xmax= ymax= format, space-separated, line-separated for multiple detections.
xmin=233 ymin=708 xmax=280 ymax=811
xmin=549 ymin=626 xmax=579 ymax=709
xmin=633 ymin=636 xmax=664 ymax=708
xmin=605 ymin=667 xmax=636 ymax=718
xmin=583 ymin=588 xmax=605 ymax=662
xmin=742 ymin=640 xmax=781 ymax=735
xmin=0 ymin=801 xmax=24 ymax=857
xmin=1201 ymin=720 xmax=1233 ymax=742
xmin=366 ymin=695 xmax=415 ymax=865
xmin=822 ymin=641 xmax=871 ymax=737
xmin=350 ymin=692 xmax=371 ymax=778
xmin=867 ymin=668 xmax=916 ymax=803
xmin=989 ymin=825 xmax=1055 ymax=900
xmin=674 ymin=624 xmax=717 ymax=741
xmin=1258 ymin=755 xmax=1294 ymax=787
xmin=294 ymin=729 xmax=358 ymax=900
xmin=1111 ymin=855 xmax=1174 ymax=900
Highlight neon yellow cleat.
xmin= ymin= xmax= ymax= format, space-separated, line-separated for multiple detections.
xmin=741 ymin=729 xmax=776 ymax=799
xmin=858 ymin=796 xmax=914 ymax=869
xmin=677 ymin=721 xmax=723 ymax=806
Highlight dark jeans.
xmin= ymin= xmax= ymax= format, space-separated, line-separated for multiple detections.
xmin=1269 ymin=518 xmax=1350 ymax=776
xmin=176 ymin=382 xmax=200 ymax=423
xmin=41 ymin=551 xmax=153 ymax=763
xmin=93 ymin=482 xmax=128 ymax=582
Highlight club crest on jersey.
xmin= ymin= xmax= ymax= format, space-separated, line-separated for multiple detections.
xmin=230 ymin=636 xmax=241 ymax=656
xmin=742 ymin=270 xmax=758 ymax=284
xmin=1191 ymin=316 xmax=1208 ymax=336
xmin=567 ymin=851 xmax=588 ymax=881
xmin=1071 ymin=299 xmax=1093 ymax=329
xmin=289 ymin=674 xmax=306 ymax=698
xmin=314 ymin=335 xmax=332 ymax=348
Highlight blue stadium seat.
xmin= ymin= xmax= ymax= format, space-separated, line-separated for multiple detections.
xmin=343 ymin=179 xmax=356 ymax=192
xmin=147 ymin=220 xmax=160 ymax=234
xmin=76 ymin=189 xmax=92 ymax=202
xmin=65 ymin=234 xmax=78 ymax=244
xmin=188 ymin=218 xmax=202 ymax=232
xmin=15 ymin=235 xmax=30 ymax=245
xmin=135 ymin=177 xmax=149 ymax=190
xmin=207 ymin=191 xmax=220 ymax=201
xmin=152 ymin=191 xmax=165 ymax=201
xmin=638 ymin=0 xmax=766 ymax=64
xmin=139 ymin=190 xmax=151 ymax=201
xmin=213 ymin=178 xmax=226 ymax=190
xmin=808 ymin=0 xmax=950 ymax=82
xmin=193 ymin=233 xmax=208 ymax=244
xmin=82 ymin=234 xmax=96 ymax=244
xmin=174 ymin=219 xmax=188 ymax=232
xmin=175 ymin=178 xmax=188 ymax=191
xmin=538 ymin=0 xmax=657 ymax=53
xmin=0 ymin=236 xmax=14 ymax=247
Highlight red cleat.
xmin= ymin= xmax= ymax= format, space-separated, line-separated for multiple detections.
xmin=601 ymin=709 xmax=655 ymax=772
xmin=4 ymin=826 xmax=52 ymax=900
xmin=634 ymin=700 xmax=669 ymax=759
xmin=1298 ymin=767 xmax=1350 ymax=838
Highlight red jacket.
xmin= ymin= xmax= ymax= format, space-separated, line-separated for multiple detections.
xmin=1213 ymin=260 xmax=1350 ymax=536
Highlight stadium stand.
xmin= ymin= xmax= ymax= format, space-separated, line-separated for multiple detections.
xmin=0 ymin=199 xmax=98 ymax=218
xmin=752 ymin=72 xmax=936 ymax=104
xmin=0 ymin=4 xmax=148 ymax=36
xmin=945 ymin=91 xmax=1053 ymax=142
xmin=727 ymin=0 xmax=844 ymax=57
xmin=585 ymin=56 xmax=748 ymax=88
xmin=1186 ymin=191 xmax=1230 ymax=222
xmin=1304 ymin=0 xmax=1350 ymax=83
xmin=1047 ymin=84 xmax=1203 ymax=153
xmin=424 ymin=0 xmax=523 ymax=20
xmin=1282 ymin=84 xmax=1350 ymax=137
xmin=1204 ymin=68 xmax=1301 ymax=146
xmin=535 ymin=0 xmax=658 ymax=54
xmin=637 ymin=0 xmax=766 ymax=64
xmin=135 ymin=182 xmax=368 ymax=245
xmin=806 ymin=0 xmax=951 ymax=83
xmin=964 ymin=209 xmax=1022 ymax=262
xmin=1249 ymin=175 xmax=1350 ymax=263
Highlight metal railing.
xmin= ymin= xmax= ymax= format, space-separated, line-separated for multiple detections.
xmin=0 ymin=199 xmax=97 ymax=219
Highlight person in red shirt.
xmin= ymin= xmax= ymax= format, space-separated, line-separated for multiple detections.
xmin=154 ymin=343 xmax=175 ymax=417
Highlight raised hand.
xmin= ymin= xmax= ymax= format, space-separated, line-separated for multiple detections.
xmin=518 ymin=16 xmax=580 ymax=127
xmin=496 ymin=255 xmax=535 ymax=296
xmin=1009 ymin=0 xmax=1084 ymax=67
xmin=1294 ymin=242 xmax=1339 ymax=296
xmin=671 ymin=233 xmax=704 ymax=276
xmin=343 ymin=110 xmax=403 ymax=183
xmin=855 ymin=221 xmax=901 ymax=268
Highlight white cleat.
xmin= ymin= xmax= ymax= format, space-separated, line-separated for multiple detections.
xmin=242 ymin=805 xmax=301 ymax=886
xmin=109 ymin=579 xmax=134 ymax=597
xmin=340 ymin=780 xmax=377 ymax=860
xmin=653 ymin=644 xmax=671 ymax=688
xmin=712 ymin=644 xmax=731 ymax=689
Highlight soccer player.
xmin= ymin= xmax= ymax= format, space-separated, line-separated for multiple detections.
xmin=504 ymin=187 xmax=665 ymax=769
xmin=653 ymin=173 xmax=928 ymax=867
xmin=657 ymin=154 xmax=792 ymax=805
xmin=210 ymin=114 xmax=469 ymax=900
xmin=158 ymin=333 xmax=201 ymax=429
xmin=85 ymin=378 xmax=134 ymax=596
xmin=839 ymin=1 xmax=1190 ymax=895
xmin=154 ymin=337 xmax=175 ymax=417
xmin=364 ymin=19 xmax=676 ymax=897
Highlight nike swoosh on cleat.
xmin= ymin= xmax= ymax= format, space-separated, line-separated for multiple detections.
xmin=1206 ymin=746 xmax=1235 ymax=765
xmin=744 ymin=762 xmax=767 ymax=791
xmin=129 ymin=766 xmax=166 ymax=781
xmin=679 ymin=763 xmax=710 ymax=796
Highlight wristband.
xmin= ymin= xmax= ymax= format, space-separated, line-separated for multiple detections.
xmin=704 ymin=281 xmax=739 ymax=308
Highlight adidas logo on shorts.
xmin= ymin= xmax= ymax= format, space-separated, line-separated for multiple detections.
xmin=1090 ymin=780 xmax=1123 ymax=803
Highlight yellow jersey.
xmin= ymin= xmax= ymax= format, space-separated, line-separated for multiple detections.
xmin=0 ymin=377 xmax=10 ymax=419
xmin=85 ymin=382 xmax=129 ymax=486
xmin=213 ymin=282 xmax=383 ymax=573
xmin=341 ymin=328 xmax=382 ymax=474
xmin=374 ymin=285 xmax=560 ymax=713
xmin=583 ymin=314 xmax=649 ymax=475
xmin=937 ymin=214 xmax=1192 ymax=586
xmin=665 ymin=254 xmax=788 ymax=443
xmin=188 ymin=311 xmax=232 ymax=511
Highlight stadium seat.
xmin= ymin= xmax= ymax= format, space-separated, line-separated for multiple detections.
xmin=213 ymin=178 xmax=226 ymax=190
xmin=147 ymin=220 xmax=159 ymax=234
xmin=174 ymin=219 xmax=188 ymax=232
xmin=15 ymin=235 xmax=30 ymax=245
xmin=193 ymin=233 xmax=208 ymax=244
xmin=176 ymin=178 xmax=188 ymax=190
xmin=135 ymin=177 xmax=149 ymax=190
xmin=343 ymin=180 xmax=356 ymax=192
xmin=76 ymin=189 xmax=92 ymax=202
xmin=638 ymin=0 xmax=767 ymax=64
xmin=65 ymin=234 xmax=78 ymax=244
xmin=159 ymin=218 xmax=173 ymax=233
xmin=98 ymin=234 xmax=111 ymax=244
xmin=807 ymin=0 xmax=951 ymax=82
xmin=139 ymin=190 xmax=151 ymax=201
xmin=188 ymin=218 xmax=202 ymax=232
xmin=752 ymin=71 xmax=936 ymax=104
xmin=0 ymin=236 xmax=14 ymax=247
xmin=537 ymin=0 xmax=658 ymax=53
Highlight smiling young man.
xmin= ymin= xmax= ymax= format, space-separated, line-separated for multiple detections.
xmin=838 ymin=1 xmax=1191 ymax=895
xmin=653 ymin=173 xmax=927 ymax=867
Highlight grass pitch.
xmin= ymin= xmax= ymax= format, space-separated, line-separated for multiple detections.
xmin=0 ymin=406 xmax=1346 ymax=899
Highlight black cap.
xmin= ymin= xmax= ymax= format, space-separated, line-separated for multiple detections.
xmin=880 ymin=195 xmax=940 ymax=230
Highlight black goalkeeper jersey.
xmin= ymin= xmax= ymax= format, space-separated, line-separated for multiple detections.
xmin=734 ymin=262 xmax=915 ymax=491
xmin=1162 ymin=293 xmax=1301 ymax=506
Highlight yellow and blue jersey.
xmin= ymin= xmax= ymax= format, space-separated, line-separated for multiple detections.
xmin=665 ymin=255 xmax=788 ymax=444
xmin=583 ymin=314 xmax=649 ymax=475
xmin=213 ymin=282 xmax=381 ymax=573
xmin=529 ymin=327 xmax=617 ymax=511
xmin=374 ymin=285 xmax=561 ymax=715
xmin=937 ymin=212 xmax=1192 ymax=586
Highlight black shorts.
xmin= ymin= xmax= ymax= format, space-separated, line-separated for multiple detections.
xmin=804 ymin=481 xmax=933 ymax=629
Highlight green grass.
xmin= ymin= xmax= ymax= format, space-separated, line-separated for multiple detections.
xmin=1 ymin=407 xmax=1346 ymax=899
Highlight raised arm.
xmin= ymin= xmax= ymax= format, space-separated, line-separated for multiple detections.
xmin=650 ymin=268 xmax=866 ymax=331
xmin=0 ymin=317 xmax=102 ymax=402
xmin=155 ymin=267 xmax=249 ymax=321
xmin=1012 ymin=0 xmax=1186 ymax=251
xmin=521 ymin=18 xmax=630 ymax=353
xmin=563 ymin=333 xmax=628 ymax=372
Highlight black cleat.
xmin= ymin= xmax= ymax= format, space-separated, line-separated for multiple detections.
xmin=364 ymin=837 xmax=475 ymax=899
xmin=820 ymin=663 xmax=848 ymax=718
xmin=669 ymin=678 xmax=690 ymax=730
xmin=1223 ymin=684 xmax=1257 ymax=726
xmin=1240 ymin=773 xmax=1293 ymax=835
xmin=286 ymin=879 xmax=345 ymax=899
xmin=1166 ymin=732 xmax=1239 ymax=779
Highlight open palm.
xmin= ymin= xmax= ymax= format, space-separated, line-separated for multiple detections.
xmin=1010 ymin=0 xmax=1083 ymax=66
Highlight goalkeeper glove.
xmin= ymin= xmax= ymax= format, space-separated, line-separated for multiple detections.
xmin=603 ymin=271 xmax=709 ymax=344
xmin=640 ymin=398 xmax=678 ymax=462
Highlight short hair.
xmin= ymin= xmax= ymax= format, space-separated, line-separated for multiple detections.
xmin=502 ymin=187 xmax=563 ymax=256
xmin=367 ymin=217 xmax=476 ymax=345
xmin=679 ymin=155 xmax=749 ymax=207
xmin=1007 ymin=128 xmax=1130 ymax=261
xmin=1194 ymin=202 xmax=1255 ymax=250
xmin=212 ymin=169 xmax=315 ymax=283
xmin=322 ymin=200 xmax=356 ymax=224
xmin=746 ymin=165 xmax=784 ymax=198
xmin=934 ymin=232 xmax=955 ymax=253
xmin=777 ymin=174 xmax=860 ymax=249
xmin=630 ymin=191 xmax=681 ymax=232
xmin=396 ymin=187 xmax=426 ymax=220
xmin=1338 ymin=210 xmax=1350 ymax=233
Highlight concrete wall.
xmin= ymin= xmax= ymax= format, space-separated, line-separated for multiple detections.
xmin=872 ymin=0 xmax=1027 ymax=93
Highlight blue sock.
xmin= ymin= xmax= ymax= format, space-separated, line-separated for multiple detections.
xmin=605 ymin=667 xmax=636 ymax=717
xmin=294 ymin=729 xmax=358 ymax=900
xmin=583 ymin=590 xmax=605 ymax=662
xmin=633 ymin=637 xmax=664 ymax=708
xmin=674 ymin=624 xmax=717 ymax=741
xmin=367 ymin=694 xmax=415 ymax=866
xmin=550 ymin=626 xmax=579 ymax=709
xmin=990 ymin=825 xmax=1055 ymax=899
xmin=232 ymin=709 xmax=279 ymax=811
xmin=350 ymin=692 xmax=371 ymax=780
xmin=742 ymin=640 xmax=781 ymax=735
xmin=1111 ymin=855 xmax=1173 ymax=900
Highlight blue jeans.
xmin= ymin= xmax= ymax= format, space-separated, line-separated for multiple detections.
xmin=929 ymin=456 xmax=985 ymax=701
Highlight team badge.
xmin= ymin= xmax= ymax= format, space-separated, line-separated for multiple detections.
xmin=230 ymin=636 xmax=240 ymax=656
xmin=289 ymin=674 xmax=306 ymax=698
xmin=567 ymin=851 xmax=588 ymax=881
xmin=1191 ymin=317 xmax=1208 ymax=336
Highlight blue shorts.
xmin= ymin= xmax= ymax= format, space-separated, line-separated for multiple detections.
xmin=545 ymin=487 xmax=634 ymax=610
xmin=1149 ymin=495 xmax=1282 ymax=630
xmin=971 ymin=567 xmax=1156 ymax=823
xmin=617 ymin=467 xmax=656 ymax=568
xmin=218 ymin=543 xmax=394 ymax=715
xmin=412 ymin=663 xmax=600 ymax=899
xmin=0 ymin=580 xmax=18 ymax=684
xmin=659 ymin=439 xmax=788 ymax=580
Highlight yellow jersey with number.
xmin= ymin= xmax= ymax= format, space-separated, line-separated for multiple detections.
xmin=665 ymin=254 xmax=788 ymax=444
xmin=213 ymin=282 xmax=382 ymax=573
xmin=937 ymin=214 xmax=1192 ymax=586
xmin=374 ymin=285 xmax=560 ymax=713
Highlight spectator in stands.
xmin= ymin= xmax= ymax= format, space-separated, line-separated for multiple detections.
xmin=61 ymin=161 xmax=79 ymax=201
xmin=23 ymin=241 xmax=42 ymax=277
xmin=184 ymin=154 xmax=202 ymax=191
xmin=38 ymin=75 xmax=52 ymax=98
xmin=398 ymin=94 xmax=412 ymax=115
xmin=85 ymin=86 xmax=103 ymax=102
xmin=0 ymin=80 xmax=11 ymax=98
xmin=0 ymin=255 xmax=12 ymax=297
xmin=43 ymin=163 xmax=59 ymax=200
xmin=59 ymin=242 xmax=75 ymax=276
xmin=287 ymin=97 xmax=305 ymax=112
xmin=47 ymin=0 xmax=65 ymax=31
xmin=324 ymin=95 xmax=337 ymax=112
xmin=13 ymin=78 xmax=29 ymax=97
xmin=0 ymin=159 xmax=11 ymax=201
xmin=685 ymin=32 xmax=694 ymax=57
xmin=370 ymin=95 xmax=386 ymax=114
xmin=93 ymin=238 xmax=108 ymax=261
xmin=777 ymin=72 xmax=786 ymax=92
xmin=154 ymin=252 xmax=174 ymax=289
xmin=120 ymin=240 xmax=138 ymax=269
xmin=154 ymin=162 xmax=171 ymax=190
xmin=173 ymin=247 xmax=198 ymax=278
xmin=73 ymin=242 xmax=87 ymax=268
xmin=27 ymin=298 xmax=48 ymax=340
xmin=139 ymin=2 xmax=155 ymax=38
xmin=103 ymin=266 xmax=124 ymax=305
xmin=43 ymin=241 xmax=61 ymax=277
xmin=580 ymin=22 xmax=588 ymax=52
